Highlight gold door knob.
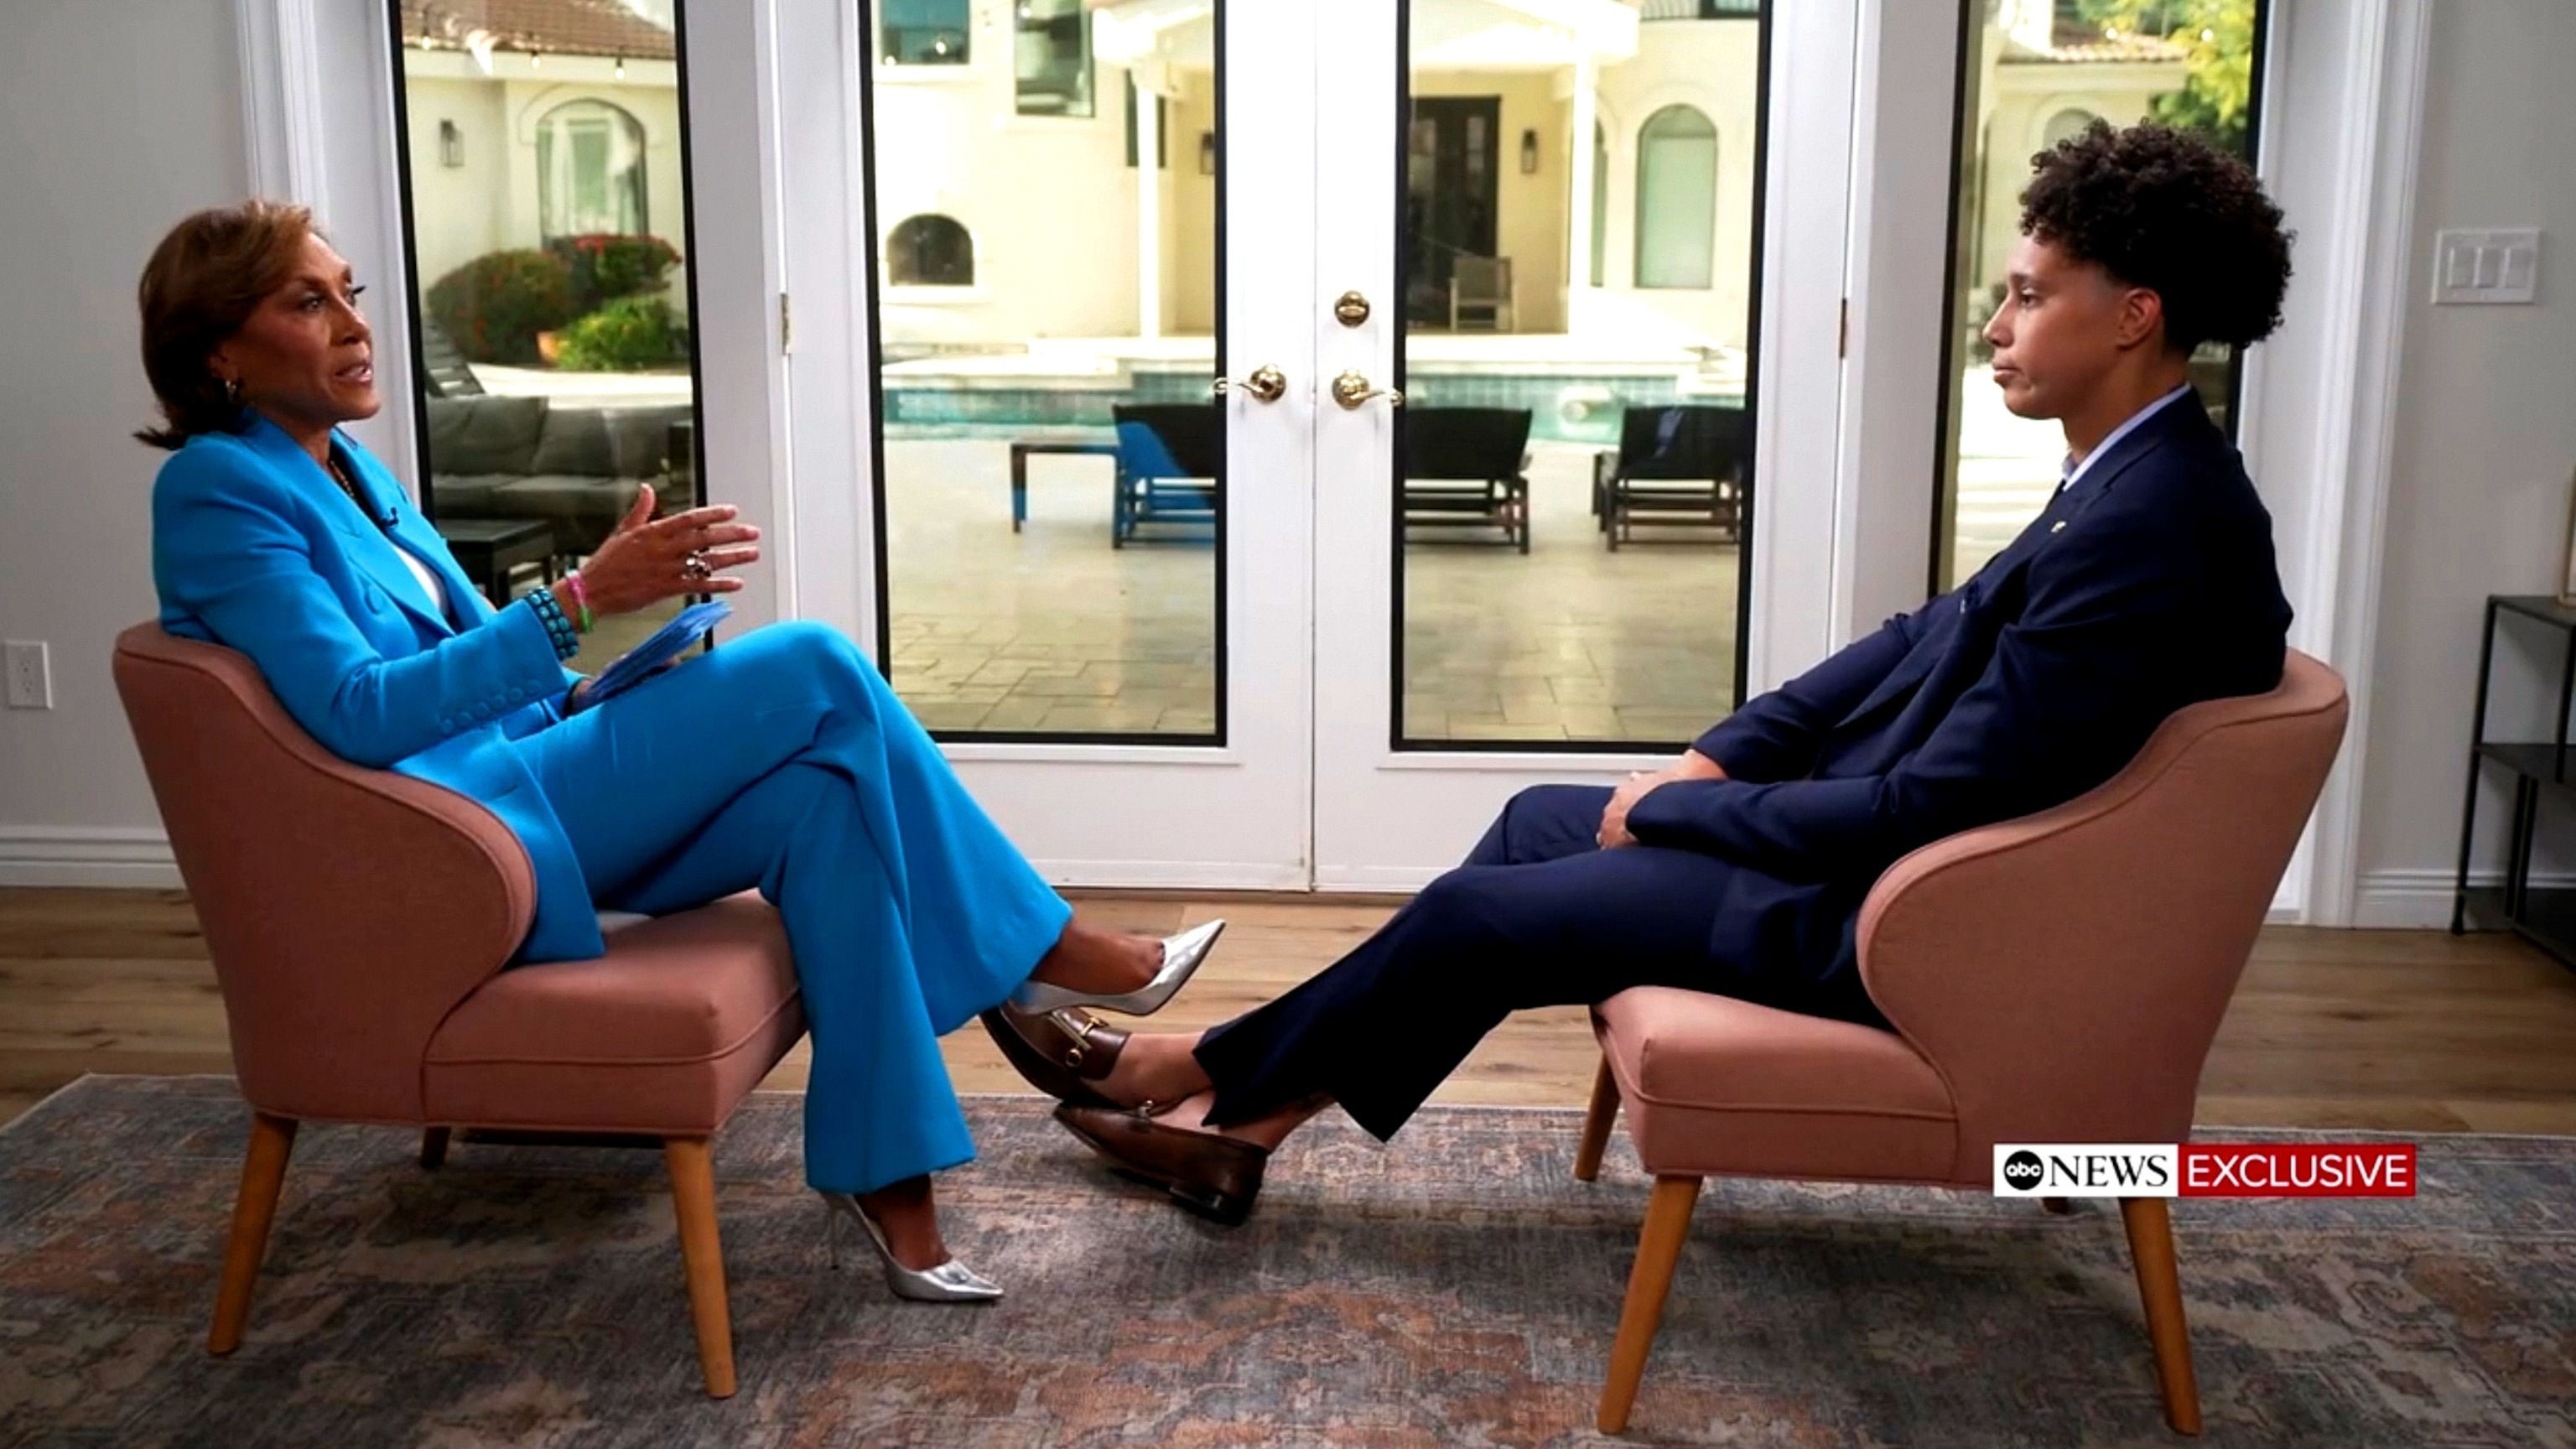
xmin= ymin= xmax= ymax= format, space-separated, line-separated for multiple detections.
xmin=1332 ymin=291 xmax=1373 ymax=327
xmin=1213 ymin=364 xmax=1288 ymax=403
xmin=1331 ymin=370 xmax=1404 ymax=410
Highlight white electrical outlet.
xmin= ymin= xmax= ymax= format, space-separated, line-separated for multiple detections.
xmin=4 ymin=641 xmax=52 ymax=709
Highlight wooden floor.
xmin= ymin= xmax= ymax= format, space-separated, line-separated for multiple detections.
xmin=8 ymin=886 xmax=2576 ymax=1135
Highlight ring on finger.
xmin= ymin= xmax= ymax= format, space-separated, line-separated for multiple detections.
xmin=683 ymin=549 xmax=714 ymax=581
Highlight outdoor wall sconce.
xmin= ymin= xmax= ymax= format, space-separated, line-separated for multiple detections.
xmin=439 ymin=119 xmax=464 ymax=168
xmin=1519 ymin=127 xmax=1540 ymax=174
xmin=1198 ymin=131 xmax=1217 ymax=175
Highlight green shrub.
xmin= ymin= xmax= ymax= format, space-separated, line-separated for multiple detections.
xmin=548 ymin=233 xmax=683 ymax=314
xmin=425 ymin=249 xmax=577 ymax=365
xmin=554 ymin=296 xmax=690 ymax=372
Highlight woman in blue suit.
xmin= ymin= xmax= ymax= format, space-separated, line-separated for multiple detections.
xmin=138 ymin=201 xmax=1218 ymax=1301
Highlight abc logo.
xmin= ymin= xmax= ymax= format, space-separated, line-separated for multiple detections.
xmin=2002 ymin=1150 xmax=2045 ymax=1191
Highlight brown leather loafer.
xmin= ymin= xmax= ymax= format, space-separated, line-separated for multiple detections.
xmin=979 ymin=1005 xmax=1129 ymax=1109
xmin=1053 ymin=1103 xmax=1267 ymax=1226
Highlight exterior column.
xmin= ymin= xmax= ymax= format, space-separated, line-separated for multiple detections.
xmin=1566 ymin=54 xmax=1599 ymax=335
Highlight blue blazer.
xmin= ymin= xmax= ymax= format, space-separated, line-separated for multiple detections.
xmin=1628 ymin=396 xmax=2293 ymax=1005
xmin=153 ymin=415 xmax=605 ymax=963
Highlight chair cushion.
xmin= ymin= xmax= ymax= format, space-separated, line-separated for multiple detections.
xmin=1594 ymin=987 xmax=1960 ymax=1185
xmin=423 ymin=894 xmax=803 ymax=1136
xmin=424 ymin=394 xmax=548 ymax=475
xmin=487 ymin=475 xmax=646 ymax=524
xmin=529 ymin=405 xmax=679 ymax=480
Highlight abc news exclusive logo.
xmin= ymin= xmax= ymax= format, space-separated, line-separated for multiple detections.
xmin=1992 ymin=1143 xmax=2417 ymax=1198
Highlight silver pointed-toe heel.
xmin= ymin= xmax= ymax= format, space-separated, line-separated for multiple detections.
xmin=1008 ymin=918 xmax=1226 ymax=1017
xmin=820 ymin=1192 xmax=1002 ymax=1303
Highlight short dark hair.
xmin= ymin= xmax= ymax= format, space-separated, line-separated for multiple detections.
xmin=134 ymin=200 xmax=317 ymax=450
xmin=2018 ymin=121 xmax=2293 ymax=354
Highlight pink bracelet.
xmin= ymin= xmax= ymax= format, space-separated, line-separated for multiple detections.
xmin=564 ymin=571 xmax=595 ymax=633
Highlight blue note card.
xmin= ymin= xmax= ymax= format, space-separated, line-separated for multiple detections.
xmin=585 ymin=600 xmax=731 ymax=705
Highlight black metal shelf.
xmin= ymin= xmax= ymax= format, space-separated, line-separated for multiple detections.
xmin=2453 ymin=596 xmax=2576 ymax=969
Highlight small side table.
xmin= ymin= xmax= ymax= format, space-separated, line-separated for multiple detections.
xmin=435 ymin=517 xmax=557 ymax=608
xmin=2451 ymin=594 xmax=2576 ymax=968
xmin=1008 ymin=437 xmax=1120 ymax=532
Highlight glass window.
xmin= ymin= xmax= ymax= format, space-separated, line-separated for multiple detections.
xmin=1393 ymin=3 xmax=1763 ymax=748
xmin=865 ymin=15 xmax=1222 ymax=740
xmin=536 ymin=100 xmax=649 ymax=240
xmin=1123 ymin=75 xmax=1168 ymax=169
xmin=882 ymin=0 xmax=969 ymax=65
xmin=1633 ymin=106 xmax=1717 ymax=290
xmin=390 ymin=2 xmax=702 ymax=674
xmin=1015 ymin=0 xmax=1092 ymax=117
xmin=1931 ymin=0 xmax=2269 ymax=592
xmin=1589 ymin=120 xmax=1609 ymax=288
xmin=886 ymin=215 xmax=974 ymax=286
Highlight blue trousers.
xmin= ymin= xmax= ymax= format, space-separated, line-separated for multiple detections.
xmin=511 ymin=621 xmax=1073 ymax=1195
xmin=1194 ymin=784 xmax=1883 ymax=1140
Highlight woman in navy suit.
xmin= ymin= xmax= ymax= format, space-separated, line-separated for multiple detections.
xmin=139 ymin=201 xmax=1220 ymax=1301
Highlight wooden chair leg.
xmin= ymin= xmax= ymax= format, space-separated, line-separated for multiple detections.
xmin=208 ymin=1111 xmax=298 ymax=1356
xmin=1597 ymin=1175 xmax=1702 ymax=1435
xmin=419 ymin=1127 xmax=451 ymax=1170
xmin=2120 ymin=1197 xmax=2202 ymax=1436
xmin=663 ymin=1137 xmax=737 ymax=1399
xmin=1574 ymin=1057 xmax=1618 ymax=1182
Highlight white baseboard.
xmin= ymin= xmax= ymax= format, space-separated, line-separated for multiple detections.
xmin=0 ymin=826 xmax=183 ymax=889
xmin=2350 ymin=867 xmax=2560 ymax=929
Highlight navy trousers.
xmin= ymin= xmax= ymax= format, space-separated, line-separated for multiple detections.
xmin=1194 ymin=784 xmax=1883 ymax=1140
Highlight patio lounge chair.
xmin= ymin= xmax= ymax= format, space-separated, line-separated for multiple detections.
xmin=1402 ymin=407 xmax=1533 ymax=553
xmin=1110 ymin=402 xmax=1222 ymax=547
xmin=1593 ymin=404 xmax=1748 ymax=551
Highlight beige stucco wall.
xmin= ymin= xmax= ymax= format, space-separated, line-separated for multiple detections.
xmin=398 ymin=56 xmax=687 ymax=302
xmin=1592 ymin=20 xmax=1762 ymax=351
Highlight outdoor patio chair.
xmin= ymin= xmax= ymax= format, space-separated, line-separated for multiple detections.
xmin=1592 ymin=405 xmax=1748 ymax=550
xmin=1448 ymin=255 xmax=1516 ymax=331
xmin=1110 ymin=402 xmax=1223 ymax=548
xmin=1401 ymin=407 xmax=1534 ymax=553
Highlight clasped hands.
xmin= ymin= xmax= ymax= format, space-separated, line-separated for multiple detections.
xmin=1595 ymin=749 xmax=1727 ymax=849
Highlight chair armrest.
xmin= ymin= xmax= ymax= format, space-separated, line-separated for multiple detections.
xmin=115 ymin=632 xmax=537 ymax=1123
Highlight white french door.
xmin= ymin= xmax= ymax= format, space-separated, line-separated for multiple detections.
xmin=766 ymin=0 xmax=1922 ymax=891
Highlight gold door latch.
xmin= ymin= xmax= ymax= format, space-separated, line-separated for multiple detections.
xmin=1330 ymin=371 xmax=1403 ymax=410
xmin=1212 ymin=364 xmax=1288 ymax=403
xmin=1332 ymin=291 xmax=1372 ymax=327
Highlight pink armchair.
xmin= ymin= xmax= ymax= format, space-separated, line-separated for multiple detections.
xmin=1576 ymin=650 xmax=2350 ymax=1435
xmin=112 ymin=624 xmax=806 ymax=1398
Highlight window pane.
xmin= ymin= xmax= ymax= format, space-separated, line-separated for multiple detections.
xmin=392 ymin=2 xmax=701 ymax=674
xmin=1394 ymin=3 xmax=1762 ymax=749
xmin=1932 ymin=0 xmax=2267 ymax=592
xmin=868 ymin=8 xmax=1222 ymax=740
xmin=1015 ymin=0 xmax=1093 ymax=117
xmin=1634 ymin=106 xmax=1718 ymax=290
xmin=883 ymin=0 xmax=969 ymax=65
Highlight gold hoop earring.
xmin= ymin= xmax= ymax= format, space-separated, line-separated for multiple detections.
xmin=221 ymin=377 xmax=242 ymax=406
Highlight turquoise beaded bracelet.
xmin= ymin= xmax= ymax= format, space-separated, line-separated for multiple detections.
xmin=525 ymin=587 xmax=580 ymax=662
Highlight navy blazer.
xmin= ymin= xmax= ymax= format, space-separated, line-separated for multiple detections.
xmin=1628 ymin=395 xmax=2291 ymax=1004
xmin=152 ymin=415 xmax=603 ymax=963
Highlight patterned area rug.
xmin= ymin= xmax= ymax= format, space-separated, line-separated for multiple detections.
xmin=3 ymin=1077 xmax=2573 ymax=1447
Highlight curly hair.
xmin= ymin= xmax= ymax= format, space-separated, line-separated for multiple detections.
xmin=2018 ymin=120 xmax=2293 ymax=353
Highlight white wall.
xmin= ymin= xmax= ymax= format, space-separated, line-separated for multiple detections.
xmin=0 ymin=0 xmax=246 ymax=881
xmin=2355 ymin=0 xmax=2576 ymax=924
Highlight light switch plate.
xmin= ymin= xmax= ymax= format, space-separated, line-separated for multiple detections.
xmin=2433 ymin=228 xmax=2542 ymax=304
